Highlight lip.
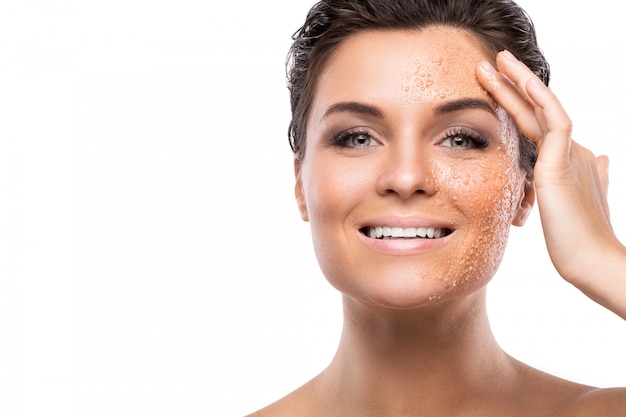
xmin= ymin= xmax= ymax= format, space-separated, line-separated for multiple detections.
xmin=357 ymin=215 xmax=455 ymax=255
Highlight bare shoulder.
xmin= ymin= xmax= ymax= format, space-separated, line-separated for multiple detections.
xmin=560 ymin=387 xmax=626 ymax=416
xmin=511 ymin=359 xmax=626 ymax=416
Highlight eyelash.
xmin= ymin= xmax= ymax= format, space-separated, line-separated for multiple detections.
xmin=329 ymin=127 xmax=490 ymax=150
xmin=441 ymin=127 xmax=489 ymax=150
xmin=330 ymin=128 xmax=378 ymax=149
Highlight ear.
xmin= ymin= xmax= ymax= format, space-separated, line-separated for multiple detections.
xmin=294 ymin=158 xmax=309 ymax=222
xmin=512 ymin=178 xmax=535 ymax=227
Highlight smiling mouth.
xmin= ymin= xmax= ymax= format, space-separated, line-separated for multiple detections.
xmin=361 ymin=226 xmax=454 ymax=240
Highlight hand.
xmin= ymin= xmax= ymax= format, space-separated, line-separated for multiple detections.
xmin=476 ymin=50 xmax=626 ymax=320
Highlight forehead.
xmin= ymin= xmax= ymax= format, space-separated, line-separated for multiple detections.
xmin=313 ymin=27 xmax=493 ymax=112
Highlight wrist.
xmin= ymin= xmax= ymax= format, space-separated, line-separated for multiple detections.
xmin=571 ymin=241 xmax=626 ymax=320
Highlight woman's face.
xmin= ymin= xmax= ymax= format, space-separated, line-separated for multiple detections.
xmin=295 ymin=27 xmax=534 ymax=309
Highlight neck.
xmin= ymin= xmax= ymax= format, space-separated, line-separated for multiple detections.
xmin=317 ymin=289 xmax=517 ymax=415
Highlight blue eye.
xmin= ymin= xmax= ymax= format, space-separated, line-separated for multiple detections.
xmin=332 ymin=129 xmax=379 ymax=149
xmin=441 ymin=129 xmax=489 ymax=149
xmin=349 ymin=133 xmax=373 ymax=147
xmin=446 ymin=134 xmax=473 ymax=148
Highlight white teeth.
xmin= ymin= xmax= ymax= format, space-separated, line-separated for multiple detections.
xmin=391 ymin=227 xmax=403 ymax=237
xmin=365 ymin=226 xmax=449 ymax=239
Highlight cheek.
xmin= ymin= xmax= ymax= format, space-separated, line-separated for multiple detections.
xmin=429 ymin=153 xmax=524 ymax=295
xmin=435 ymin=152 xmax=523 ymax=221
xmin=303 ymin=159 xmax=367 ymax=223
xmin=301 ymin=158 xmax=370 ymax=262
xmin=300 ymin=159 xmax=369 ymax=295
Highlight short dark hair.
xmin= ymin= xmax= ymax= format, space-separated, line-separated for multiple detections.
xmin=286 ymin=0 xmax=549 ymax=175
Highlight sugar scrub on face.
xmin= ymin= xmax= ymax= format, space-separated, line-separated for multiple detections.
xmin=426 ymin=107 xmax=525 ymax=300
xmin=400 ymin=28 xmax=495 ymax=104
xmin=301 ymin=28 xmax=532 ymax=309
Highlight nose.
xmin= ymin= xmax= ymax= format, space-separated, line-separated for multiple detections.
xmin=375 ymin=144 xmax=437 ymax=199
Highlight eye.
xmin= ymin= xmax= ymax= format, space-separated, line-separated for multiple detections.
xmin=331 ymin=129 xmax=380 ymax=149
xmin=440 ymin=129 xmax=489 ymax=149
xmin=349 ymin=132 xmax=373 ymax=147
xmin=445 ymin=134 xmax=474 ymax=149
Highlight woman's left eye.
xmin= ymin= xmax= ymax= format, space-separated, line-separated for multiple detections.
xmin=349 ymin=133 xmax=373 ymax=147
xmin=441 ymin=131 xmax=488 ymax=149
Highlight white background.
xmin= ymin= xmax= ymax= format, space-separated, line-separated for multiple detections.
xmin=1 ymin=1 xmax=625 ymax=416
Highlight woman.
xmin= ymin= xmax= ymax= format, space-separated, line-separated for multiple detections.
xmin=249 ymin=0 xmax=626 ymax=415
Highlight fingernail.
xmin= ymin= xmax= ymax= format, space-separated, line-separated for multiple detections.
xmin=500 ymin=50 xmax=517 ymax=62
xmin=527 ymin=77 xmax=544 ymax=91
xmin=480 ymin=60 xmax=497 ymax=73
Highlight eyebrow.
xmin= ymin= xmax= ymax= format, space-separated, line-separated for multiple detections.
xmin=321 ymin=102 xmax=384 ymax=122
xmin=434 ymin=98 xmax=498 ymax=119
xmin=320 ymin=98 xmax=498 ymax=123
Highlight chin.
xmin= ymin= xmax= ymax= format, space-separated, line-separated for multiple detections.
xmin=331 ymin=268 xmax=493 ymax=311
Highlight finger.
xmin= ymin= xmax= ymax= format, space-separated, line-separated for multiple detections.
xmin=495 ymin=50 xmax=540 ymax=104
xmin=496 ymin=51 xmax=573 ymax=148
xmin=476 ymin=60 xmax=544 ymax=142
xmin=525 ymin=77 xmax=573 ymax=144
xmin=597 ymin=154 xmax=611 ymax=222
xmin=494 ymin=50 xmax=566 ymax=133
xmin=597 ymin=154 xmax=610 ymax=198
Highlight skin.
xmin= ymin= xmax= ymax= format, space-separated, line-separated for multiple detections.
xmin=295 ymin=28 xmax=531 ymax=310
xmin=248 ymin=27 xmax=626 ymax=417
xmin=478 ymin=51 xmax=626 ymax=321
